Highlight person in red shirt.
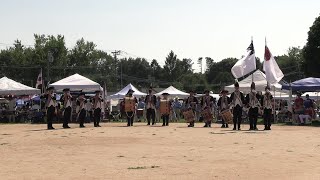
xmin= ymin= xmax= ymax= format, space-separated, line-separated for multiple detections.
xmin=294 ymin=92 xmax=304 ymax=115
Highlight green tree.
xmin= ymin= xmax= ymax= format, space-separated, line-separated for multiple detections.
xmin=303 ymin=15 xmax=320 ymax=77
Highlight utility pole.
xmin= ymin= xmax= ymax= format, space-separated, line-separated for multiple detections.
xmin=111 ymin=50 xmax=121 ymax=88
xmin=47 ymin=51 xmax=54 ymax=85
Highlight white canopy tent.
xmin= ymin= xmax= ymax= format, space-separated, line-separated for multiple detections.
xmin=155 ymin=86 xmax=189 ymax=98
xmin=49 ymin=73 xmax=102 ymax=92
xmin=0 ymin=77 xmax=40 ymax=95
xmin=225 ymin=70 xmax=286 ymax=93
xmin=110 ymin=83 xmax=147 ymax=99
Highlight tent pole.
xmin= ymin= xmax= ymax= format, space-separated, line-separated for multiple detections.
xmin=273 ymin=87 xmax=276 ymax=123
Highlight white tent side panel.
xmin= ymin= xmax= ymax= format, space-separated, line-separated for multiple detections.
xmin=0 ymin=77 xmax=40 ymax=95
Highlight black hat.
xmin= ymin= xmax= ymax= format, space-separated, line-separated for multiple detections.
xmin=188 ymin=90 xmax=195 ymax=93
xmin=63 ymin=88 xmax=70 ymax=92
xmin=78 ymin=92 xmax=85 ymax=97
xmin=251 ymin=82 xmax=255 ymax=90
xmin=162 ymin=92 xmax=170 ymax=96
xmin=95 ymin=90 xmax=101 ymax=93
xmin=265 ymin=85 xmax=271 ymax=90
xmin=127 ymin=89 xmax=135 ymax=94
xmin=46 ymin=87 xmax=54 ymax=91
xmin=220 ymin=89 xmax=229 ymax=94
xmin=204 ymin=90 xmax=210 ymax=93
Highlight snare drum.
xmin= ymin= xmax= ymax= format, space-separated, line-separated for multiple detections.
xmin=201 ymin=108 xmax=213 ymax=123
xmin=183 ymin=109 xmax=195 ymax=123
xmin=220 ymin=109 xmax=233 ymax=124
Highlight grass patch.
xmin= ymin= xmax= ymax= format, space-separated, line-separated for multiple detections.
xmin=151 ymin=165 xmax=160 ymax=169
xmin=117 ymin=155 xmax=125 ymax=158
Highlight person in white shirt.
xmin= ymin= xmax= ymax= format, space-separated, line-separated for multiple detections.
xmin=41 ymin=87 xmax=57 ymax=130
xmin=261 ymin=86 xmax=273 ymax=130
xmin=144 ymin=88 xmax=157 ymax=125
xmin=230 ymin=82 xmax=245 ymax=130
xmin=60 ymin=88 xmax=73 ymax=129
xmin=92 ymin=90 xmax=103 ymax=127
xmin=7 ymin=95 xmax=16 ymax=123
xmin=245 ymin=82 xmax=261 ymax=131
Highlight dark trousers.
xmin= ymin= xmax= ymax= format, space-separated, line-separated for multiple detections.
xmin=220 ymin=108 xmax=228 ymax=127
xmin=233 ymin=105 xmax=242 ymax=129
xmin=127 ymin=111 xmax=134 ymax=126
xmin=249 ymin=107 xmax=259 ymax=130
xmin=162 ymin=114 xmax=169 ymax=126
xmin=146 ymin=108 xmax=156 ymax=125
xmin=47 ymin=106 xmax=55 ymax=129
xmin=94 ymin=108 xmax=101 ymax=126
xmin=78 ymin=109 xmax=86 ymax=127
xmin=63 ymin=107 xmax=72 ymax=127
xmin=263 ymin=108 xmax=272 ymax=129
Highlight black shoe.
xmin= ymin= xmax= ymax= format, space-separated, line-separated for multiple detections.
xmin=162 ymin=124 xmax=165 ymax=126
xmin=221 ymin=124 xmax=226 ymax=128
xmin=147 ymin=123 xmax=150 ymax=126
xmin=238 ymin=128 xmax=241 ymax=131
xmin=63 ymin=126 xmax=70 ymax=129
xmin=233 ymin=128 xmax=236 ymax=131
xmin=254 ymin=127 xmax=258 ymax=131
xmin=249 ymin=128 xmax=253 ymax=131
xmin=203 ymin=124 xmax=208 ymax=127
xmin=166 ymin=124 xmax=169 ymax=126
xmin=97 ymin=125 xmax=101 ymax=127
xmin=48 ymin=127 xmax=55 ymax=130
xmin=80 ymin=125 xmax=85 ymax=128
xmin=264 ymin=127 xmax=267 ymax=130
xmin=226 ymin=124 xmax=229 ymax=128
xmin=208 ymin=124 xmax=211 ymax=128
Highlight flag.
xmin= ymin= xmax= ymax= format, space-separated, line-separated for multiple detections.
xmin=231 ymin=40 xmax=256 ymax=79
xmin=35 ymin=69 xmax=43 ymax=89
xmin=263 ymin=42 xmax=284 ymax=84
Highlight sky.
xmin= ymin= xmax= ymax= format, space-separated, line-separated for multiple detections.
xmin=0 ymin=0 xmax=319 ymax=71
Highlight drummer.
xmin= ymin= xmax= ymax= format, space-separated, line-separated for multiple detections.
xmin=185 ymin=90 xmax=198 ymax=127
xmin=217 ymin=89 xmax=230 ymax=128
xmin=160 ymin=93 xmax=172 ymax=126
xmin=201 ymin=90 xmax=214 ymax=128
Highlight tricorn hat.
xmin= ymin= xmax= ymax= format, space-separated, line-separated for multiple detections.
xmin=127 ymin=89 xmax=135 ymax=94
xmin=220 ymin=89 xmax=229 ymax=94
xmin=94 ymin=90 xmax=101 ymax=93
xmin=204 ymin=90 xmax=210 ymax=93
xmin=46 ymin=87 xmax=54 ymax=91
xmin=63 ymin=88 xmax=70 ymax=92
xmin=78 ymin=92 xmax=86 ymax=97
xmin=162 ymin=92 xmax=170 ymax=96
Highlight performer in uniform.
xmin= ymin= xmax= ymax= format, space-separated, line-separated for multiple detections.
xmin=42 ymin=87 xmax=57 ymax=130
xmin=230 ymin=82 xmax=245 ymax=130
xmin=60 ymin=88 xmax=73 ymax=129
xmin=217 ymin=89 xmax=230 ymax=128
xmin=261 ymin=86 xmax=273 ymax=130
xmin=124 ymin=89 xmax=138 ymax=126
xmin=201 ymin=90 xmax=214 ymax=127
xmin=76 ymin=92 xmax=87 ymax=128
xmin=145 ymin=88 xmax=157 ymax=125
xmin=160 ymin=93 xmax=172 ymax=126
xmin=245 ymin=82 xmax=261 ymax=130
xmin=185 ymin=90 xmax=198 ymax=127
xmin=92 ymin=90 xmax=103 ymax=127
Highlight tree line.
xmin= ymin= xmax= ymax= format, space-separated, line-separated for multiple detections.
xmin=1 ymin=15 xmax=319 ymax=93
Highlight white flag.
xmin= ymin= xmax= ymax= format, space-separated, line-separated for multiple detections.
xmin=263 ymin=43 xmax=284 ymax=84
xmin=231 ymin=41 xmax=256 ymax=79
xmin=35 ymin=69 xmax=43 ymax=89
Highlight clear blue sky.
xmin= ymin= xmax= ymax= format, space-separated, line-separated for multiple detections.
xmin=1 ymin=0 xmax=319 ymax=71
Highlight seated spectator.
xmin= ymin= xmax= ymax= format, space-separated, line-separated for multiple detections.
xmin=304 ymin=94 xmax=315 ymax=118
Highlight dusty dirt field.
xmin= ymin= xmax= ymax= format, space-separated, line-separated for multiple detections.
xmin=1 ymin=123 xmax=320 ymax=180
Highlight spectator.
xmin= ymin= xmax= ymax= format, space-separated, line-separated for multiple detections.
xmin=304 ymin=94 xmax=315 ymax=118
xmin=7 ymin=95 xmax=16 ymax=123
xmin=172 ymin=97 xmax=182 ymax=121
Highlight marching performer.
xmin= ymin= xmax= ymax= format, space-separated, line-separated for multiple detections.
xmin=160 ymin=93 xmax=172 ymax=126
xmin=60 ymin=88 xmax=73 ymax=129
xmin=42 ymin=87 xmax=57 ymax=130
xmin=230 ymin=82 xmax=245 ymax=130
xmin=92 ymin=90 xmax=103 ymax=127
xmin=245 ymin=82 xmax=261 ymax=130
xmin=217 ymin=89 xmax=230 ymax=128
xmin=261 ymin=86 xmax=273 ymax=130
xmin=145 ymin=88 xmax=157 ymax=125
xmin=76 ymin=92 xmax=87 ymax=128
xmin=124 ymin=89 xmax=137 ymax=126
xmin=201 ymin=90 xmax=214 ymax=127
xmin=185 ymin=90 xmax=198 ymax=127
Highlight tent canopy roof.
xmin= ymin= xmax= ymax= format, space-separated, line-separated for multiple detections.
xmin=155 ymin=86 xmax=189 ymax=97
xmin=110 ymin=83 xmax=146 ymax=99
xmin=225 ymin=70 xmax=283 ymax=93
xmin=49 ymin=73 xmax=102 ymax=92
xmin=0 ymin=77 xmax=40 ymax=95
xmin=282 ymin=77 xmax=320 ymax=91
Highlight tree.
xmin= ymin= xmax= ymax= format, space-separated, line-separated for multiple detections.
xmin=303 ymin=15 xmax=320 ymax=77
xmin=163 ymin=50 xmax=178 ymax=81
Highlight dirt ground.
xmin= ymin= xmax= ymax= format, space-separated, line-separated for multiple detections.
xmin=1 ymin=123 xmax=320 ymax=180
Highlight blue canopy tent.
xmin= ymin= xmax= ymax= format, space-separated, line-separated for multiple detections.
xmin=282 ymin=77 xmax=320 ymax=91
